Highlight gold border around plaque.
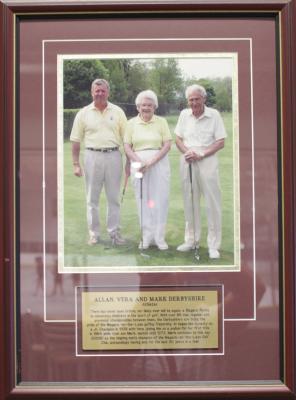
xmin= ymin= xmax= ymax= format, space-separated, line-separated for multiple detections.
xmin=81 ymin=290 xmax=219 ymax=351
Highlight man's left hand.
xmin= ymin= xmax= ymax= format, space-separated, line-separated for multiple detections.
xmin=184 ymin=150 xmax=204 ymax=163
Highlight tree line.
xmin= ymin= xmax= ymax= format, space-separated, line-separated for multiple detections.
xmin=63 ymin=59 xmax=232 ymax=116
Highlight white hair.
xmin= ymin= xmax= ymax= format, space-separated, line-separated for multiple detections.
xmin=185 ymin=84 xmax=207 ymax=99
xmin=91 ymin=78 xmax=110 ymax=91
xmin=135 ymin=90 xmax=158 ymax=108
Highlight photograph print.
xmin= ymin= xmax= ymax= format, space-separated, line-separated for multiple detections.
xmin=57 ymin=53 xmax=240 ymax=273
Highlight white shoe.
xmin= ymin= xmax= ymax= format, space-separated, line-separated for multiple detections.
xmin=177 ymin=242 xmax=195 ymax=252
xmin=156 ymin=241 xmax=168 ymax=250
xmin=209 ymin=249 xmax=220 ymax=259
xmin=138 ymin=242 xmax=150 ymax=250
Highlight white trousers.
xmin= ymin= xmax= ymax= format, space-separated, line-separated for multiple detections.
xmin=180 ymin=152 xmax=222 ymax=250
xmin=131 ymin=150 xmax=170 ymax=246
xmin=84 ymin=149 xmax=122 ymax=238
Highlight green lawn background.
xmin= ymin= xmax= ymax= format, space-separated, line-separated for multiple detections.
xmin=63 ymin=113 xmax=235 ymax=268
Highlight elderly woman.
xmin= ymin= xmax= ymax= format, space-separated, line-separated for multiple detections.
xmin=124 ymin=90 xmax=172 ymax=250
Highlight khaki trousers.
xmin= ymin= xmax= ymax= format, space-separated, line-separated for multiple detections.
xmin=180 ymin=151 xmax=222 ymax=250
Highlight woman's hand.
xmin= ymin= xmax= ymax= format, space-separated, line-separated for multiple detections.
xmin=139 ymin=159 xmax=153 ymax=173
xmin=140 ymin=141 xmax=172 ymax=173
xmin=124 ymin=143 xmax=142 ymax=164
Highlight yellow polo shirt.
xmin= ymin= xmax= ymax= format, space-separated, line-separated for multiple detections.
xmin=124 ymin=115 xmax=172 ymax=151
xmin=70 ymin=101 xmax=127 ymax=148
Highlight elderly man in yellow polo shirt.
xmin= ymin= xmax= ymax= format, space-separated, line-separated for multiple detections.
xmin=175 ymin=84 xmax=227 ymax=259
xmin=70 ymin=78 xmax=128 ymax=246
xmin=124 ymin=89 xmax=172 ymax=250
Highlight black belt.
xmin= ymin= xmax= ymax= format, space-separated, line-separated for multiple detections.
xmin=86 ymin=147 xmax=118 ymax=153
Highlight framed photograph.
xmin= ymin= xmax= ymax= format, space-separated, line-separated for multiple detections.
xmin=1 ymin=1 xmax=295 ymax=399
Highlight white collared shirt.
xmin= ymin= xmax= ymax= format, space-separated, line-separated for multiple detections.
xmin=174 ymin=106 xmax=227 ymax=147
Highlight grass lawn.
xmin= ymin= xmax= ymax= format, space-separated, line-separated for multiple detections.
xmin=62 ymin=112 xmax=236 ymax=269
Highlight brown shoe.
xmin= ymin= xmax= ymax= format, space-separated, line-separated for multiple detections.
xmin=111 ymin=232 xmax=126 ymax=246
xmin=88 ymin=236 xmax=99 ymax=246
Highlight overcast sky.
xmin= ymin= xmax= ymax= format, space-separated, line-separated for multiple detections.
xmin=177 ymin=57 xmax=234 ymax=80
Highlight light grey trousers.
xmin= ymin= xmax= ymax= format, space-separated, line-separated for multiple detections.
xmin=131 ymin=150 xmax=170 ymax=246
xmin=180 ymin=151 xmax=222 ymax=251
xmin=84 ymin=149 xmax=122 ymax=238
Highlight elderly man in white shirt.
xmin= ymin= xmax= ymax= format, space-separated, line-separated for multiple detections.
xmin=175 ymin=84 xmax=227 ymax=259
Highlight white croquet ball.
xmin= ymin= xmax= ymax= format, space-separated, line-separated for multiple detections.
xmin=135 ymin=172 xmax=143 ymax=179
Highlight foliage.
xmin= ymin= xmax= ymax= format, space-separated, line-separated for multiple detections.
xmin=101 ymin=59 xmax=129 ymax=102
xmin=212 ymin=77 xmax=232 ymax=112
xmin=64 ymin=109 xmax=79 ymax=139
xmin=125 ymin=61 xmax=149 ymax=102
xmin=63 ymin=58 xmax=233 ymax=114
xmin=63 ymin=60 xmax=109 ymax=109
xmin=147 ymin=59 xmax=183 ymax=114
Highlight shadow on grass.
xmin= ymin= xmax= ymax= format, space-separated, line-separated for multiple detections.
xmin=65 ymin=238 xmax=235 ymax=269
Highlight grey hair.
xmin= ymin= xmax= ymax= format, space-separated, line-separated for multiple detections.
xmin=185 ymin=84 xmax=207 ymax=99
xmin=91 ymin=78 xmax=110 ymax=91
xmin=135 ymin=90 xmax=158 ymax=109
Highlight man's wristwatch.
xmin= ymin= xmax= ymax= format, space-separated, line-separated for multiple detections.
xmin=198 ymin=151 xmax=205 ymax=159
